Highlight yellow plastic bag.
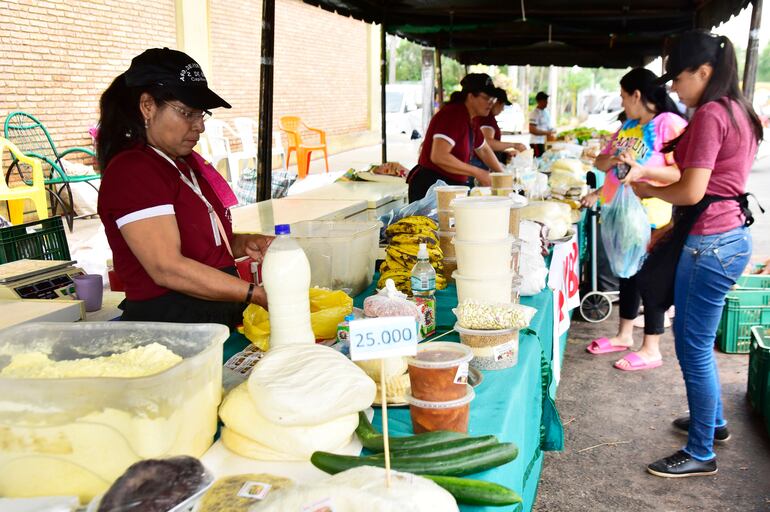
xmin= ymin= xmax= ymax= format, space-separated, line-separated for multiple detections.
xmin=240 ymin=288 xmax=353 ymax=351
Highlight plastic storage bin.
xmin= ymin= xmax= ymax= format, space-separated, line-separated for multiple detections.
xmin=748 ymin=326 xmax=770 ymax=414
xmin=716 ymin=289 xmax=770 ymax=354
xmin=0 ymin=322 xmax=228 ymax=502
xmin=735 ymin=274 xmax=770 ymax=290
xmin=289 ymin=220 xmax=381 ymax=296
xmin=0 ymin=216 xmax=70 ymax=263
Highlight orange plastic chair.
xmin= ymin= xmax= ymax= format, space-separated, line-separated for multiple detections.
xmin=278 ymin=116 xmax=330 ymax=178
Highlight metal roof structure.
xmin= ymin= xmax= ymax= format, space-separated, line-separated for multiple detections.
xmin=301 ymin=1 xmax=752 ymax=67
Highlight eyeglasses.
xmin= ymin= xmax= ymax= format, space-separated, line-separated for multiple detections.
xmin=479 ymin=93 xmax=498 ymax=104
xmin=163 ymin=101 xmax=212 ymax=123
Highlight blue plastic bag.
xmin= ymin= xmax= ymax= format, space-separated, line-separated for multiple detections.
xmin=600 ymin=183 xmax=651 ymax=278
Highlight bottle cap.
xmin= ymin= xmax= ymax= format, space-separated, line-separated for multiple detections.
xmin=275 ymin=224 xmax=291 ymax=235
xmin=417 ymin=243 xmax=428 ymax=260
xmin=344 ymin=314 xmax=355 ymax=322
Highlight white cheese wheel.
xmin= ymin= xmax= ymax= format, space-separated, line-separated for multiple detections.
xmin=219 ymin=383 xmax=357 ymax=460
xmin=256 ymin=466 xmax=459 ymax=512
xmin=248 ymin=344 xmax=376 ymax=426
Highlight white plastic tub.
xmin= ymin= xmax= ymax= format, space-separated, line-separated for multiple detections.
xmin=0 ymin=322 xmax=227 ymax=502
xmin=452 ymin=236 xmax=515 ymax=277
xmin=450 ymin=196 xmax=512 ymax=241
xmin=452 ymin=271 xmax=514 ymax=303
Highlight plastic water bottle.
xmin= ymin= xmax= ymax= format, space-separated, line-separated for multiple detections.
xmin=261 ymin=224 xmax=315 ymax=347
xmin=411 ymin=243 xmax=436 ymax=337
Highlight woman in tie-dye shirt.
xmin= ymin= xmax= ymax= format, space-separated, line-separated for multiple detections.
xmin=584 ymin=68 xmax=687 ymax=371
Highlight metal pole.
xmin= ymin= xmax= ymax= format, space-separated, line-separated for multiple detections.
xmin=381 ymin=23 xmax=387 ymax=162
xmin=743 ymin=0 xmax=763 ymax=102
xmin=436 ymin=48 xmax=444 ymax=105
xmin=256 ymin=0 xmax=275 ymax=201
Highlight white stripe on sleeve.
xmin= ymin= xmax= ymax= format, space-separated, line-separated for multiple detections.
xmin=433 ymin=134 xmax=456 ymax=147
xmin=116 ymin=204 xmax=175 ymax=228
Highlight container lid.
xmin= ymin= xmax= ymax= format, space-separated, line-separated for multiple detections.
xmin=443 ymin=256 xmax=457 ymax=263
xmin=452 ymin=270 xmax=515 ymax=281
xmin=452 ymin=235 xmax=515 ymax=247
xmin=437 ymin=230 xmax=456 ymax=238
xmin=435 ymin=185 xmax=469 ymax=192
xmin=437 ymin=208 xmax=455 ymax=214
xmin=406 ymin=341 xmax=473 ymax=369
xmin=405 ymin=384 xmax=475 ymax=409
xmin=275 ymin=224 xmax=290 ymax=235
xmin=508 ymin=194 xmax=529 ymax=209
xmin=453 ymin=322 xmax=519 ymax=336
xmin=451 ymin=196 xmax=512 ymax=210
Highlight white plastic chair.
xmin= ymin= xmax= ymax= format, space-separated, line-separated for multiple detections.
xmin=233 ymin=117 xmax=288 ymax=173
xmin=202 ymin=119 xmax=255 ymax=184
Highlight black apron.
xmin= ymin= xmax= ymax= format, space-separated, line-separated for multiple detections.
xmin=119 ymin=266 xmax=247 ymax=330
xmin=637 ymin=193 xmax=762 ymax=312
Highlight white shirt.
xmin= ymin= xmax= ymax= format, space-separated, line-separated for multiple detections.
xmin=529 ymin=107 xmax=553 ymax=144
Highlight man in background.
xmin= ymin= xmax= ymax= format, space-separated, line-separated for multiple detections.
xmin=529 ymin=91 xmax=556 ymax=156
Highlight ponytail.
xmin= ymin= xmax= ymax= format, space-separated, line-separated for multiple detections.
xmin=97 ymin=75 xmax=174 ymax=170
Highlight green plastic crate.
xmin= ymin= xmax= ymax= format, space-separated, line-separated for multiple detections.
xmin=735 ymin=274 xmax=770 ymax=290
xmin=0 ymin=217 xmax=71 ymax=264
xmin=748 ymin=326 xmax=770 ymax=414
xmin=716 ymin=289 xmax=770 ymax=354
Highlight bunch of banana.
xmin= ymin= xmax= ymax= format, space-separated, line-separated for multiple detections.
xmin=379 ymin=216 xmax=447 ymax=293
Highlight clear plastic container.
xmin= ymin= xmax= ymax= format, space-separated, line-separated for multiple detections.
xmin=452 ymin=236 xmax=515 ymax=277
xmin=455 ymin=324 xmax=519 ymax=371
xmin=438 ymin=231 xmax=455 ymax=259
xmin=435 ymin=185 xmax=469 ymax=210
xmin=508 ymin=194 xmax=529 ymax=238
xmin=406 ymin=342 xmax=473 ymax=401
xmin=289 ymin=220 xmax=381 ymax=296
xmin=442 ymin=257 xmax=457 ymax=284
xmin=450 ymin=196 xmax=513 ymax=241
xmin=405 ymin=385 xmax=475 ymax=433
xmin=490 ymin=173 xmax=513 ymax=189
xmin=452 ymin=270 xmax=514 ymax=304
xmin=0 ymin=322 xmax=227 ymax=503
xmin=437 ymin=209 xmax=456 ymax=232
xmin=492 ymin=187 xmax=514 ymax=197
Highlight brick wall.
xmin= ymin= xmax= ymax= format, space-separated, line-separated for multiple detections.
xmin=0 ymin=0 xmax=177 ymax=163
xmin=1 ymin=0 xmax=374 ymax=169
xmin=209 ymin=0 xmax=372 ymax=153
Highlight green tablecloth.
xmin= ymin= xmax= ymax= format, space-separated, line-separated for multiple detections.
xmin=223 ymin=282 xmax=566 ymax=512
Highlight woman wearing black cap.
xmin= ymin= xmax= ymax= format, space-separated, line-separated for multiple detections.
xmin=630 ymin=31 xmax=762 ymax=478
xmin=472 ymin=87 xmax=528 ymax=168
xmin=96 ymin=48 xmax=270 ymax=328
xmin=406 ymin=73 xmax=506 ymax=202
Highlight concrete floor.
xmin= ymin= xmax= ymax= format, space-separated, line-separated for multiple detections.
xmin=534 ymin=156 xmax=770 ymax=512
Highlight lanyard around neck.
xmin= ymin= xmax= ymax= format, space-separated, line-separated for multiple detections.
xmin=148 ymin=146 xmax=233 ymax=256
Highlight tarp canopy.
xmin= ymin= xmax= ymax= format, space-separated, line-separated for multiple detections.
xmin=300 ymin=0 xmax=752 ymax=67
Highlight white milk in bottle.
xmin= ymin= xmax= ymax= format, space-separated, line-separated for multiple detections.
xmin=261 ymin=224 xmax=315 ymax=347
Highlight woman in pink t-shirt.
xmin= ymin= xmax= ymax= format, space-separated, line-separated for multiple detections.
xmin=632 ymin=31 xmax=763 ymax=478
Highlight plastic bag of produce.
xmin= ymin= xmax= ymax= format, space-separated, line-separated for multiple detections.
xmin=363 ymin=279 xmax=422 ymax=322
xmin=378 ymin=180 xmax=441 ymax=239
xmin=600 ymin=183 xmax=651 ymax=278
xmin=241 ymin=288 xmax=353 ymax=350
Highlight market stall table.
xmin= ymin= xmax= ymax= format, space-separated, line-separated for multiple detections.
xmin=231 ymin=197 xmax=367 ymax=235
xmin=218 ymin=281 xmax=565 ymax=512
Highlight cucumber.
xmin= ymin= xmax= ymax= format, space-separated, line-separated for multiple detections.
xmin=311 ymin=442 xmax=519 ymax=477
xmin=423 ymin=475 xmax=522 ymax=506
xmin=355 ymin=411 xmax=466 ymax=452
xmin=369 ymin=435 xmax=500 ymax=459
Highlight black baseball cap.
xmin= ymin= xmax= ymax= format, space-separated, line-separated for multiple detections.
xmin=535 ymin=91 xmax=549 ymax=101
xmin=657 ymin=30 xmax=724 ymax=84
xmin=494 ymin=87 xmax=512 ymax=105
xmin=123 ymin=48 xmax=231 ymax=110
xmin=460 ymin=73 xmax=497 ymax=96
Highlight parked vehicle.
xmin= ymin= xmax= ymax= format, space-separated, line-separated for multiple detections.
xmin=386 ymin=84 xmax=423 ymax=139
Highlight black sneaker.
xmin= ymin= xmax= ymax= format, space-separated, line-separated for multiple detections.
xmin=647 ymin=450 xmax=718 ymax=478
xmin=672 ymin=416 xmax=731 ymax=442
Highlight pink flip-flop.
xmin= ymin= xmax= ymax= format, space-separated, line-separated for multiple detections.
xmin=586 ymin=337 xmax=630 ymax=355
xmin=613 ymin=352 xmax=663 ymax=372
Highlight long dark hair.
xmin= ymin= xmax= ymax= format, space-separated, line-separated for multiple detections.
xmin=448 ymin=90 xmax=471 ymax=104
xmin=663 ymin=32 xmax=763 ymax=152
xmin=97 ymin=74 xmax=174 ymax=170
xmin=620 ymin=68 xmax=684 ymax=119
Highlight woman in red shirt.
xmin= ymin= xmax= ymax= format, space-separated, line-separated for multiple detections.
xmin=97 ymin=48 xmax=270 ymax=328
xmin=633 ymin=31 xmax=762 ymax=478
xmin=407 ymin=74 xmax=505 ymax=202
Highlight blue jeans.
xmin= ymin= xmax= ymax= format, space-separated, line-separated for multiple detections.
xmin=673 ymin=226 xmax=752 ymax=461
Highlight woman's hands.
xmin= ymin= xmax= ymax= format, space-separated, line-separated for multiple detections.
xmin=234 ymin=234 xmax=273 ymax=263
xmin=580 ymin=190 xmax=600 ymax=208
xmin=617 ymin=150 xmax=646 ymax=184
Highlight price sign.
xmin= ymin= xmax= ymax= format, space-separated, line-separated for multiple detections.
xmin=348 ymin=316 xmax=418 ymax=361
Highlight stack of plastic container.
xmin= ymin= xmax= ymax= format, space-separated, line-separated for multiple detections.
xmin=451 ymin=195 xmax=522 ymax=370
xmin=434 ymin=185 xmax=469 ymax=283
